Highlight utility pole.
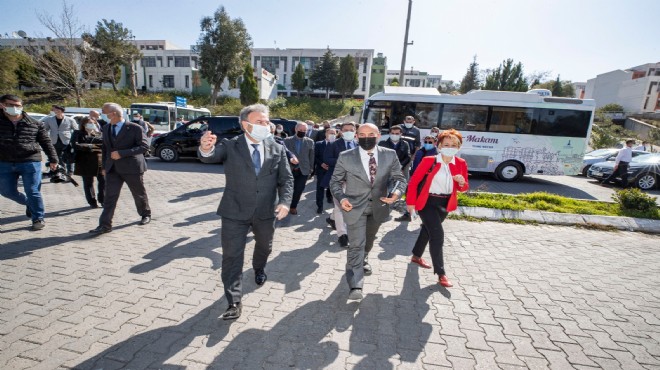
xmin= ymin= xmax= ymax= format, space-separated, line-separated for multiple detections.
xmin=399 ymin=0 xmax=413 ymax=83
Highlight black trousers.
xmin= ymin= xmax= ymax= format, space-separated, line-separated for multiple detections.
xmin=54 ymin=140 xmax=73 ymax=173
xmin=220 ymin=215 xmax=275 ymax=305
xmin=82 ymin=174 xmax=105 ymax=206
xmin=604 ymin=162 xmax=629 ymax=187
xmin=98 ymin=170 xmax=151 ymax=228
xmin=315 ymin=175 xmax=332 ymax=209
xmin=290 ymin=170 xmax=308 ymax=209
xmin=413 ymin=195 xmax=450 ymax=276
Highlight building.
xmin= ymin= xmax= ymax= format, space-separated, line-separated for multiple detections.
xmin=369 ymin=53 xmax=387 ymax=96
xmin=572 ymin=82 xmax=587 ymax=99
xmin=251 ymin=48 xmax=374 ymax=98
xmin=584 ymin=63 xmax=660 ymax=113
xmin=385 ymin=69 xmax=442 ymax=90
xmin=132 ymin=40 xmax=200 ymax=94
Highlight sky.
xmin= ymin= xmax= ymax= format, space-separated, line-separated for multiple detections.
xmin=2 ymin=0 xmax=658 ymax=84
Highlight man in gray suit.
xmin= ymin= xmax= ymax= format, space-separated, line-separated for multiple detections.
xmin=330 ymin=123 xmax=407 ymax=300
xmin=198 ymin=103 xmax=293 ymax=320
xmin=90 ymin=103 xmax=151 ymax=234
xmin=42 ymin=105 xmax=78 ymax=174
xmin=284 ymin=122 xmax=315 ymax=215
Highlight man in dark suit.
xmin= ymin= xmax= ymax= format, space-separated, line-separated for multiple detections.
xmin=322 ymin=122 xmax=357 ymax=247
xmin=330 ymin=123 xmax=407 ymax=301
xmin=90 ymin=103 xmax=151 ymax=234
xmin=314 ymin=127 xmax=337 ymax=214
xmin=378 ymin=125 xmax=411 ymax=172
xmin=198 ymin=103 xmax=293 ymax=320
xmin=284 ymin=122 xmax=315 ymax=215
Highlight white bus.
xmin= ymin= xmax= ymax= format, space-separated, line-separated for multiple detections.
xmin=129 ymin=102 xmax=211 ymax=133
xmin=362 ymin=87 xmax=596 ymax=181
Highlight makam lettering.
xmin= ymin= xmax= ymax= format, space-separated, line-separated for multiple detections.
xmin=465 ymin=135 xmax=498 ymax=144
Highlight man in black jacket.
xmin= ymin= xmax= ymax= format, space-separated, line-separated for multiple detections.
xmin=378 ymin=125 xmax=411 ymax=173
xmin=0 ymin=94 xmax=59 ymax=230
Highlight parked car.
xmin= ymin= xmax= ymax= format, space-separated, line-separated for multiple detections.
xmin=587 ymin=153 xmax=660 ymax=190
xmin=27 ymin=112 xmax=48 ymax=121
xmin=580 ymin=148 xmax=650 ymax=176
xmin=151 ymin=116 xmax=241 ymax=162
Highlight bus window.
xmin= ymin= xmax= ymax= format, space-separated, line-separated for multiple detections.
xmin=413 ymin=103 xmax=441 ymax=129
xmin=440 ymin=104 xmax=487 ymax=131
xmin=533 ymin=109 xmax=591 ymax=137
xmin=489 ymin=107 xmax=534 ymax=134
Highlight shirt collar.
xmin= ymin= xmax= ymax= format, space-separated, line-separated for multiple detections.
xmin=435 ymin=154 xmax=456 ymax=165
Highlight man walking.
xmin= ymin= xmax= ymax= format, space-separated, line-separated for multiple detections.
xmin=330 ymin=123 xmax=406 ymax=300
xmin=396 ymin=116 xmax=421 ymax=222
xmin=378 ymin=125 xmax=411 ymax=174
xmin=42 ymin=104 xmax=78 ymax=174
xmin=198 ymin=103 xmax=293 ymax=320
xmin=284 ymin=122 xmax=315 ymax=215
xmin=602 ymin=139 xmax=635 ymax=188
xmin=90 ymin=103 xmax=151 ymax=234
xmin=0 ymin=95 xmax=59 ymax=230
xmin=314 ymin=127 xmax=336 ymax=214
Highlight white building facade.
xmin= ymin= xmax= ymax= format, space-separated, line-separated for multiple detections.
xmin=132 ymin=40 xmax=198 ymax=93
xmin=251 ymin=48 xmax=374 ymax=98
xmin=584 ymin=63 xmax=660 ymax=113
xmin=385 ymin=70 xmax=442 ymax=89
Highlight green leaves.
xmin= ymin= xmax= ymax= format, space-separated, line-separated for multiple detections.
xmin=310 ymin=48 xmax=339 ymax=98
xmin=239 ymin=63 xmax=259 ymax=105
xmin=336 ymin=55 xmax=359 ymax=100
xmin=484 ymin=58 xmax=528 ymax=92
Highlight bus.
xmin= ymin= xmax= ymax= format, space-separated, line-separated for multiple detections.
xmin=129 ymin=102 xmax=211 ymax=133
xmin=362 ymin=87 xmax=596 ymax=181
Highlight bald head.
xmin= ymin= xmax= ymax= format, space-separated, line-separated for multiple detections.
xmin=357 ymin=123 xmax=379 ymax=135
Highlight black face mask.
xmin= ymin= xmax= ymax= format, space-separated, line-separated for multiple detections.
xmin=358 ymin=137 xmax=377 ymax=151
xmin=296 ymin=131 xmax=306 ymax=138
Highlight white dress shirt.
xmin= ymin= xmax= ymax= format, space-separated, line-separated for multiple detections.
xmin=358 ymin=146 xmax=378 ymax=180
xmin=428 ymin=155 xmax=455 ymax=195
xmin=614 ymin=146 xmax=633 ymax=165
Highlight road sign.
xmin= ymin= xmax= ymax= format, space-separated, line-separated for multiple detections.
xmin=175 ymin=96 xmax=187 ymax=108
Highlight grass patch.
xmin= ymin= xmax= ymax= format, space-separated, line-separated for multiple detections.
xmin=458 ymin=191 xmax=660 ymax=220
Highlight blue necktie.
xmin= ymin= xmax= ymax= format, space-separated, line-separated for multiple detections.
xmin=112 ymin=125 xmax=119 ymax=137
xmin=251 ymin=144 xmax=261 ymax=175
xmin=295 ymin=139 xmax=301 ymax=154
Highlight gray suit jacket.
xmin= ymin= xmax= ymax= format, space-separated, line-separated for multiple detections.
xmin=42 ymin=115 xmax=78 ymax=145
xmin=198 ymin=135 xmax=294 ymax=221
xmin=330 ymin=146 xmax=407 ymax=225
xmin=102 ymin=122 xmax=149 ymax=174
xmin=283 ymin=136 xmax=315 ymax=176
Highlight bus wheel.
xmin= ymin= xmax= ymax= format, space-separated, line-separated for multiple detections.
xmin=157 ymin=145 xmax=179 ymax=162
xmin=495 ymin=161 xmax=522 ymax=182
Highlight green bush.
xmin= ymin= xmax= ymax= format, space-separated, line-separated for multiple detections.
xmin=612 ymin=188 xmax=658 ymax=215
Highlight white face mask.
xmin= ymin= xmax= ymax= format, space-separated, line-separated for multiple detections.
xmin=327 ymin=135 xmax=336 ymax=142
xmin=440 ymin=147 xmax=459 ymax=157
xmin=404 ymin=123 xmax=414 ymax=129
xmin=3 ymin=106 xmax=23 ymax=116
xmin=85 ymin=123 xmax=96 ymax=130
xmin=430 ymin=132 xmax=438 ymax=137
xmin=342 ymin=131 xmax=355 ymax=141
xmin=246 ymin=122 xmax=271 ymax=142
xmin=390 ymin=134 xmax=401 ymax=142
xmin=276 ymin=128 xmax=283 ymax=133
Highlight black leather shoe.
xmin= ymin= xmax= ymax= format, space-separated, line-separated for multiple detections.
xmin=221 ymin=303 xmax=242 ymax=320
xmin=326 ymin=217 xmax=336 ymax=230
xmin=395 ymin=213 xmax=411 ymax=222
xmin=316 ymin=206 xmax=323 ymax=214
xmin=338 ymin=234 xmax=349 ymax=248
xmin=89 ymin=226 xmax=112 ymax=235
xmin=363 ymin=259 xmax=372 ymax=276
xmin=327 ymin=197 xmax=333 ymax=204
xmin=140 ymin=216 xmax=151 ymax=225
xmin=90 ymin=202 xmax=99 ymax=208
xmin=255 ymin=268 xmax=267 ymax=286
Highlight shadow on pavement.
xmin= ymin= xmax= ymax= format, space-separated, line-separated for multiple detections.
xmin=0 ymin=206 xmax=91 ymax=227
xmin=146 ymin=157 xmax=225 ymax=175
xmin=169 ymin=188 xmax=223 ymax=203
xmin=376 ymin=222 xmax=414 ymax=261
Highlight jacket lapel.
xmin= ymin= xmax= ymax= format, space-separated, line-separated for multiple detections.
xmin=237 ymin=135 xmax=256 ymax=170
xmin=258 ymin=139 xmax=275 ymax=177
xmin=351 ymin=149 xmax=371 ymax=186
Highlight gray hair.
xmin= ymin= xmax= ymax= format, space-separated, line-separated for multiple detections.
xmin=295 ymin=122 xmax=307 ymax=130
xmin=103 ymin=103 xmax=123 ymax=115
xmin=269 ymin=122 xmax=276 ymax=132
xmin=239 ymin=103 xmax=269 ymax=123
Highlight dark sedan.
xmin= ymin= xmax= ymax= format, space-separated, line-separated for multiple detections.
xmin=587 ymin=153 xmax=660 ymax=190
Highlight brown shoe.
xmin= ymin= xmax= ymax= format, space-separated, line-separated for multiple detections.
xmin=411 ymin=256 xmax=432 ymax=269
xmin=438 ymin=275 xmax=453 ymax=288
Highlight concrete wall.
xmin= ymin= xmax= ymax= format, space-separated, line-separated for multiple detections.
xmin=625 ymin=117 xmax=658 ymax=141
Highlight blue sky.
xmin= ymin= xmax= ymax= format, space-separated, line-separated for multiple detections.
xmin=3 ymin=0 xmax=658 ymax=83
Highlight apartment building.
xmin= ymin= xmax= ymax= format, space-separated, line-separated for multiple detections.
xmin=585 ymin=62 xmax=660 ymax=113
xmin=385 ymin=69 xmax=442 ymax=89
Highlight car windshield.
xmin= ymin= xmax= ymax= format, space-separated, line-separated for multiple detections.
xmin=632 ymin=154 xmax=660 ymax=164
xmin=586 ymin=149 xmax=617 ymax=156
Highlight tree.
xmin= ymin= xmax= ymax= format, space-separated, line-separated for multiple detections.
xmin=530 ymin=78 xmax=576 ymax=97
xmin=0 ymin=49 xmax=36 ymax=90
xmin=239 ymin=63 xmax=259 ymax=105
xmin=84 ymin=19 xmax=141 ymax=94
xmin=390 ymin=77 xmax=400 ymax=86
xmin=484 ymin=59 xmax=528 ymax=92
xmin=310 ymin=48 xmax=338 ymax=99
xmin=198 ymin=6 xmax=252 ymax=105
xmin=551 ymin=75 xmax=563 ymax=97
xmin=335 ymin=55 xmax=359 ymax=101
xmin=291 ymin=62 xmax=306 ymax=97
xmin=459 ymin=55 xmax=480 ymax=93
xmin=31 ymin=0 xmax=90 ymax=106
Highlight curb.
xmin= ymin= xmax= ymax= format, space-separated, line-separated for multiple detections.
xmin=456 ymin=206 xmax=660 ymax=234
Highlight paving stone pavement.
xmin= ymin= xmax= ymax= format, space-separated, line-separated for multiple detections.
xmin=1 ymin=159 xmax=660 ymax=369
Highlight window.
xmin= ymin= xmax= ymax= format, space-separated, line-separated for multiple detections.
xmin=280 ymin=57 xmax=287 ymax=72
xmin=299 ymin=57 xmax=318 ymax=72
xmin=175 ymin=57 xmax=190 ymax=67
xmin=533 ymin=109 xmax=591 ymax=137
xmin=156 ymin=56 xmax=163 ymax=67
xmin=362 ymin=76 xmax=366 ymax=92
xmin=260 ymin=56 xmax=279 ymax=74
xmin=185 ymin=75 xmax=190 ymax=88
xmin=167 ymin=56 xmax=173 ymax=67
xmin=141 ymin=57 xmax=156 ymax=67
xmin=283 ymin=74 xmax=286 ymax=85
xmin=163 ymin=75 xmax=175 ymax=88
xmin=648 ymin=81 xmax=658 ymax=95
xmin=489 ymin=107 xmax=534 ymax=134
xmin=441 ymin=105 xmax=488 ymax=131
xmin=148 ymin=75 xmax=153 ymax=88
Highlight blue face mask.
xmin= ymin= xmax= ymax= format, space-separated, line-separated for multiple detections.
xmin=423 ymin=143 xmax=435 ymax=151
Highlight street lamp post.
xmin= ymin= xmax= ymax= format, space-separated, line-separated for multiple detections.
xmin=399 ymin=0 xmax=413 ymax=83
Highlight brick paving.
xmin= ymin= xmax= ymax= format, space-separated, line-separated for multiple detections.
xmin=1 ymin=158 xmax=659 ymax=369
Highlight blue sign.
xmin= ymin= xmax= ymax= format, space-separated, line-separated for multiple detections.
xmin=175 ymin=96 xmax=187 ymax=108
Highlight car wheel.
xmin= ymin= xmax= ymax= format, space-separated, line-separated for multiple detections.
xmin=635 ymin=173 xmax=657 ymax=190
xmin=157 ymin=145 xmax=179 ymax=162
xmin=581 ymin=165 xmax=591 ymax=177
xmin=495 ymin=161 xmax=523 ymax=182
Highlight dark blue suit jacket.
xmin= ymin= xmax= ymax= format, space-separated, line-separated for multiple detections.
xmin=314 ymin=140 xmax=328 ymax=180
xmin=321 ymin=139 xmax=352 ymax=188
